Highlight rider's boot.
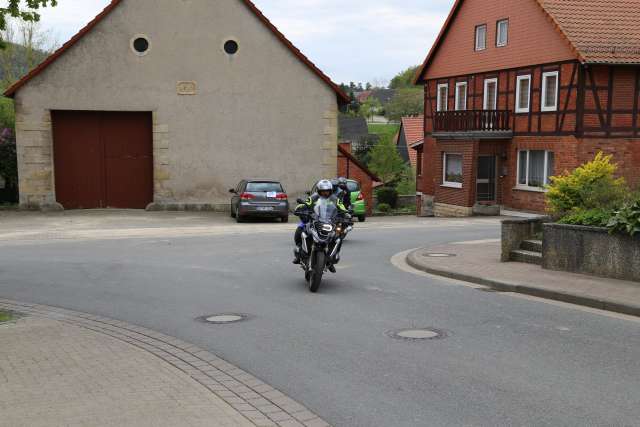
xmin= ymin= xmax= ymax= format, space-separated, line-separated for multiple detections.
xmin=327 ymin=264 xmax=336 ymax=273
xmin=292 ymin=247 xmax=301 ymax=264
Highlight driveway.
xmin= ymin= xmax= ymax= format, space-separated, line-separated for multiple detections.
xmin=0 ymin=211 xmax=638 ymax=427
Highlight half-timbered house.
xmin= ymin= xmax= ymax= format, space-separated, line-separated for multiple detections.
xmin=413 ymin=0 xmax=640 ymax=216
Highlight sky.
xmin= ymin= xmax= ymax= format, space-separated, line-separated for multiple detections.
xmin=34 ymin=0 xmax=455 ymax=86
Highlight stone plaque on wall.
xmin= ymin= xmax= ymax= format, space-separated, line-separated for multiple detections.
xmin=176 ymin=81 xmax=197 ymax=95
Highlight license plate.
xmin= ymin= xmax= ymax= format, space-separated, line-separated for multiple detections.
xmin=266 ymin=192 xmax=277 ymax=198
xmin=257 ymin=206 xmax=274 ymax=211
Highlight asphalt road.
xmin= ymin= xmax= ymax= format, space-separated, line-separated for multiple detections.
xmin=1 ymin=214 xmax=639 ymax=427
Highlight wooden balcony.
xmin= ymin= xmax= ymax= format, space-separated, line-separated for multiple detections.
xmin=433 ymin=110 xmax=513 ymax=139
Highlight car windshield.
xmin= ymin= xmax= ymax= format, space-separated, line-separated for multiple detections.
xmin=246 ymin=182 xmax=283 ymax=192
xmin=314 ymin=198 xmax=338 ymax=223
xmin=346 ymin=181 xmax=360 ymax=192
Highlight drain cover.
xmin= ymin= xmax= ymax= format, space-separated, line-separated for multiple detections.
xmin=423 ymin=253 xmax=456 ymax=258
xmin=387 ymin=328 xmax=447 ymax=341
xmin=197 ymin=314 xmax=248 ymax=324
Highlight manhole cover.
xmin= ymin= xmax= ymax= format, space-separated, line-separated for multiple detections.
xmin=387 ymin=328 xmax=447 ymax=341
xmin=423 ymin=253 xmax=456 ymax=258
xmin=196 ymin=314 xmax=248 ymax=324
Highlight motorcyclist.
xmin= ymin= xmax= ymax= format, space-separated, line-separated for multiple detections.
xmin=335 ymin=177 xmax=352 ymax=211
xmin=293 ymin=179 xmax=349 ymax=270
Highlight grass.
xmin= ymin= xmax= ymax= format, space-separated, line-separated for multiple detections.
xmin=0 ymin=310 xmax=13 ymax=323
xmin=368 ymin=123 xmax=400 ymax=145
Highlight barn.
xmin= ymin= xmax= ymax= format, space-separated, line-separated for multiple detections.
xmin=5 ymin=0 xmax=348 ymax=210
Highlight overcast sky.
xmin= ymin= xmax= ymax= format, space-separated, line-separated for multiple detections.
xmin=35 ymin=0 xmax=454 ymax=86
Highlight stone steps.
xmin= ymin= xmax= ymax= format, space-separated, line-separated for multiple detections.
xmin=510 ymin=249 xmax=543 ymax=265
xmin=520 ymin=239 xmax=542 ymax=252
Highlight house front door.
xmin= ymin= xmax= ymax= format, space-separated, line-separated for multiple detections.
xmin=477 ymin=156 xmax=497 ymax=202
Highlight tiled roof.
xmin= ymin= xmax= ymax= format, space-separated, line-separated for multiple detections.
xmin=415 ymin=0 xmax=640 ymax=83
xmin=4 ymin=0 xmax=349 ymax=103
xmin=400 ymin=116 xmax=424 ymax=168
xmin=538 ymin=0 xmax=640 ymax=64
xmin=338 ymin=116 xmax=369 ymax=142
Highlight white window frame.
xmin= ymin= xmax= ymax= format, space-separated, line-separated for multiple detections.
xmin=515 ymin=74 xmax=531 ymax=113
xmin=455 ymin=82 xmax=468 ymax=110
xmin=541 ymin=71 xmax=559 ymax=112
xmin=483 ymin=78 xmax=498 ymax=110
xmin=437 ymin=83 xmax=449 ymax=112
xmin=496 ymin=19 xmax=509 ymax=47
xmin=516 ymin=150 xmax=554 ymax=191
xmin=443 ymin=153 xmax=464 ymax=188
xmin=475 ymin=24 xmax=487 ymax=51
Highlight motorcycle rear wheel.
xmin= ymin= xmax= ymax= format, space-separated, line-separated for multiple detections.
xmin=309 ymin=252 xmax=325 ymax=293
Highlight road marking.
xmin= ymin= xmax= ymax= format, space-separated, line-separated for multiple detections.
xmin=390 ymin=249 xmax=640 ymax=324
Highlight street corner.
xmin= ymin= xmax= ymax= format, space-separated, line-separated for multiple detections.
xmin=403 ymin=240 xmax=640 ymax=319
xmin=0 ymin=299 xmax=331 ymax=427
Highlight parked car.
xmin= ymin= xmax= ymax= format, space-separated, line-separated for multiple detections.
xmin=229 ymin=180 xmax=290 ymax=223
xmin=311 ymin=179 xmax=366 ymax=222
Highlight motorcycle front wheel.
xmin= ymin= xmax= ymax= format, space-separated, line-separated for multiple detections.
xmin=309 ymin=251 xmax=325 ymax=293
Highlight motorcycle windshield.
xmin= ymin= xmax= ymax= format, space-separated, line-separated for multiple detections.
xmin=314 ymin=198 xmax=338 ymax=223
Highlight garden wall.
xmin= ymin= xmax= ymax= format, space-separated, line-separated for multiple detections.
xmin=543 ymin=223 xmax=640 ymax=282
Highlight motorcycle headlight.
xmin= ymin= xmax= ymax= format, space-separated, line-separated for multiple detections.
xmin=321 ymin=224 xmax=334 ymax=232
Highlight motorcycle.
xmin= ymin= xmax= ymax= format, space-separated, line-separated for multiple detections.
xmin=295 ymin=198 xmax=351 ymax=293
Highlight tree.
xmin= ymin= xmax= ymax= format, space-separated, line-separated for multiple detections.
xmin=0 ymin=19 xmax=56 ymax=88
xmin=0 ymin=0 xmax=58 ymax=49
xmin=389 ymin=66 xmax=420 ymax=89
xmin=359 ymin=96 xmax=382 ymax=121
xmin=385 ymin=88 xmax=424 ymax=121
xmin=368 ymin=137 xmax=406 ymax=185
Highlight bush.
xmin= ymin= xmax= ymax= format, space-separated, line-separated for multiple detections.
xmin=376 ymin=187 xmax=398 ymax=208
xmin=377 ymin=203 xmax=391 ymax=213
xmin=546 ymin=152 xmax=627 ymax=217
xmin=396 ymin=166 xmax=416 ymax=195
xmin=557 ymin=208 xmax=613 ymax=227
xmin=607 ymin=200 xmax=640 ymax=236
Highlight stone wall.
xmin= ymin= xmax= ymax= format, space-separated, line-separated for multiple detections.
xmin=434 ymin=202 xmax=473 ymax=217
xmin=501 ymin=217 xmax=547 ymax=262
xmin=542 ymin=223 xmax=640 ymax=282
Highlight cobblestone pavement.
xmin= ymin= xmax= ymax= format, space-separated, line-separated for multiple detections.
xmin=0 ymin=299 xmax=330 ymax=427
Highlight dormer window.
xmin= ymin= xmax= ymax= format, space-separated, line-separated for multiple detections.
xmin=475 ymin=24 xmax=487 ymax=51
xmin=496 ymin=19 xmax=509 ymax=47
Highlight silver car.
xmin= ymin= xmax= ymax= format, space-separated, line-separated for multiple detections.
xmin=229 ymin=180 xmax=290 ymax=223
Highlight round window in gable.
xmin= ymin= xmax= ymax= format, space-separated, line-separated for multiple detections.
xmin=131 ymin=35 xmax=151 ymax=56
xmin=224 ymin=40 xmax=239 ymax=55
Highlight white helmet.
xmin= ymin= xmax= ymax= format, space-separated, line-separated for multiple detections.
xmin=317 ymin=179 xmax=333 ymax=197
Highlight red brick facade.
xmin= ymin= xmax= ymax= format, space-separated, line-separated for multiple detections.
xmin=414 ymin=0 xmax=640 ymax=215
xmin=337 ymin=143 xmax=378 ymax=214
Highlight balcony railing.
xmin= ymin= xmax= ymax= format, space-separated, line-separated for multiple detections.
xmin=433 ymin=110 xmax=512 ymax=137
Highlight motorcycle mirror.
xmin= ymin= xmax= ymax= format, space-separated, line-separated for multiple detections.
xmin=296 ymin=198 xmax=305 ymax=204
xmin=306 ymin=191 xmax=311 ymax=196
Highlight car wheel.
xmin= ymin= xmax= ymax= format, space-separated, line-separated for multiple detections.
xmin=358 ymin=215 xmax=366 ymax=222
xmin=236 ymin=208 xmax=244 ymax=223
xmin=230 ymin=205 xmax=236 ymax=218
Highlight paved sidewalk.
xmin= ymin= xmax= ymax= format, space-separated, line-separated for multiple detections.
xmin=0 ymin=299 xmax=330 ymax=427
xmin=0 ymin=210 xmax=501 ymax=245
xmin=407 ymin=240 xmax=640 ymax=317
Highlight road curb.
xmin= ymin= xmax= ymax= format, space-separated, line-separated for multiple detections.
xmin=406 ymin=249 xmax=640 ymax=318
xmin=0 ymin=298 xmax=331 ymax=427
